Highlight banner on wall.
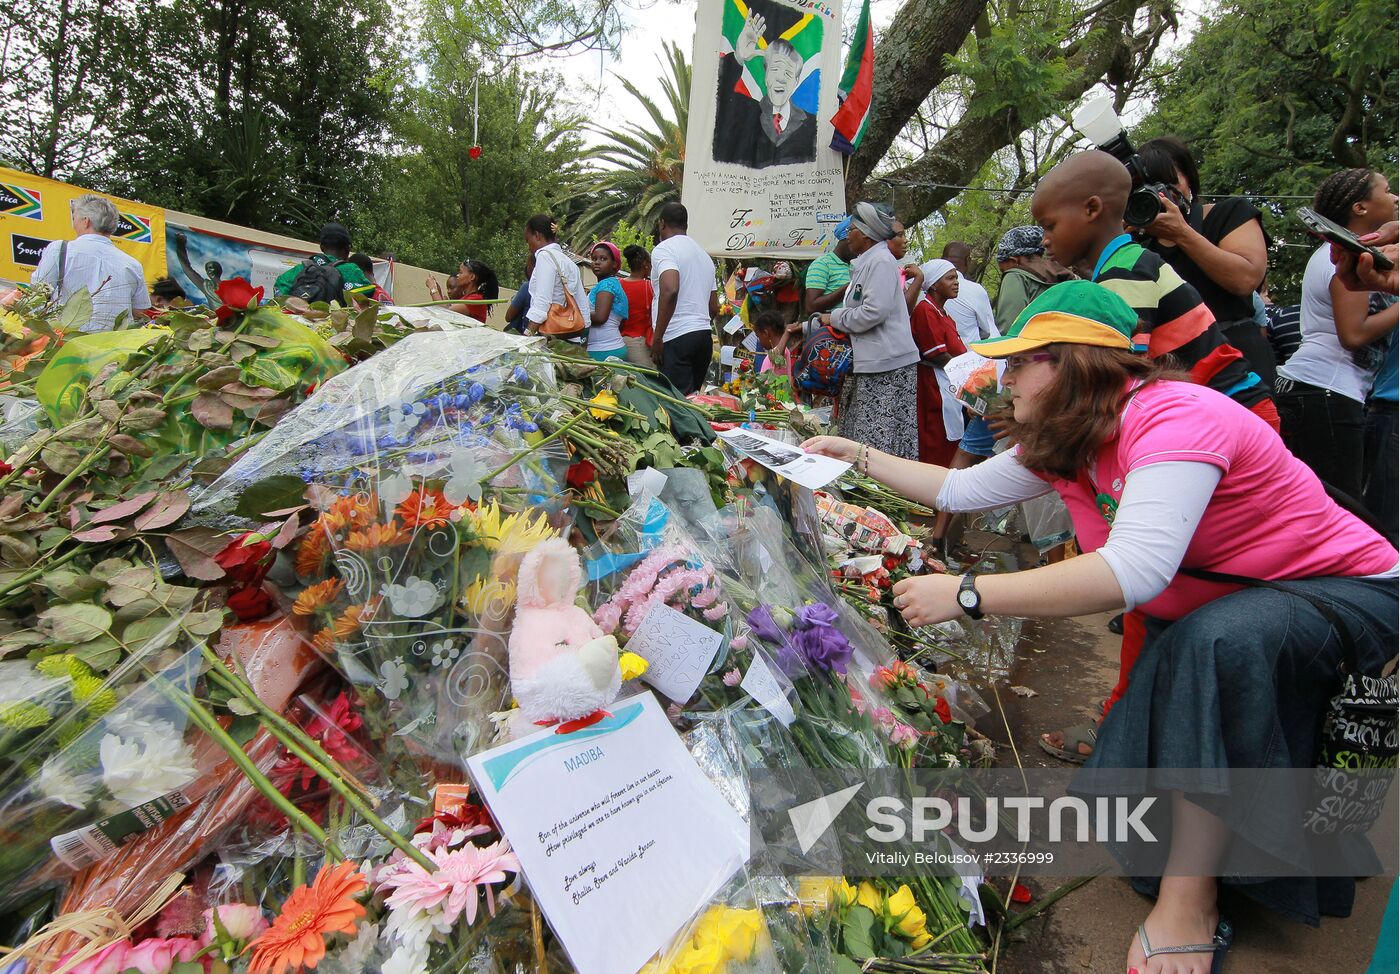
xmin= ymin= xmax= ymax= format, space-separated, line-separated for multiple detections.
xmin=166 ymin=224 xmax=393 ymax=303
xmin=682 ymin=0 xmax=846 ymax=258
xmin=0 ymin=167 xmax=167 ymax=286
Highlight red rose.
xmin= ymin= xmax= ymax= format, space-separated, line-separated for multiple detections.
xmin=215 ymin=533 xmax=273 ymax=586
xmin=214 ymin=277 xmax=265 ymax=324
xmin=565 ymin=459 xmax=597 ymax=490
xmin=226 ymin=584 xmax=275 ymax=622
xmin=934 ymin=697 xmax=952 ymax=724
xmin=0 ymin=461 xmax=13 ymax=477
xmin=468 ymin=145 xmax=483 ymax=160
xmin=1011 ymin=883 xmax=1033 ymax=905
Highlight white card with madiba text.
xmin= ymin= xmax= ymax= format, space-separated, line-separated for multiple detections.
xmin=467 ymin=693 xmax=749 ymax=974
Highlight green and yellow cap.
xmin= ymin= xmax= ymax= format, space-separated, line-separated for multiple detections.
xmin=971 ymin=280 xmax=1136 ymax=358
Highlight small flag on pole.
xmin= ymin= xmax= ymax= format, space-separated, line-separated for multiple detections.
xmin=829 ymin=0 xmax=874 ymax=155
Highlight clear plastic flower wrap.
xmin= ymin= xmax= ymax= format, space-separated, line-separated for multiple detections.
xmin=192 ymin=328 xmax=565 ymax=521
xmin=0 ymin=647 xmax=216 ymax=910
xmin=196 ymin=329 xmax=575 ymax=794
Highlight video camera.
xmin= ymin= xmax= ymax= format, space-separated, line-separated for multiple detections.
xmin=1070 ymin=95 xmax=1179 ymax=229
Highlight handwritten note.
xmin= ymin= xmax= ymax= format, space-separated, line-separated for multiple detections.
xmin=467 ymin=694 xmax=749 ymax=974
xmin=626 ymin=603 xmax=724 ymax=703
xmin=741 ymin=653 xmax=796 ymax=726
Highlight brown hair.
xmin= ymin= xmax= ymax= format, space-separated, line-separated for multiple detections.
xmin=1007 ymin=344 xmax=1181 ymax=480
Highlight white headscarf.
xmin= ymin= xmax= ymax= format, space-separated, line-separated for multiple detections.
xmin=919 ymin=258 xmax=957 ymax=288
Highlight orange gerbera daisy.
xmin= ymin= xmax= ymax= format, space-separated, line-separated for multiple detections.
xmin=332 ymin=602 xmax=373 ymax=638
xmin=323 ymin=493 xmax=379 ymax=533
xmin=296 ymin=530 xmax=332 ymax=578
xmin=395 ymin=488 xmax=453 ymax=530
xmin=248 ymin=860 xmax=367 ymax=974
xmin=345 ymin=522 xmax=409 ymax=551
xmin=310 ymin=627 xmax=336 ymax=655
xmin=293 ymin=579 xmax=343 ymax=616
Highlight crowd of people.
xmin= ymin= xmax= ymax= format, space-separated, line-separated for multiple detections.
xmin=800 ymin=150 xmax=1398 ymax=973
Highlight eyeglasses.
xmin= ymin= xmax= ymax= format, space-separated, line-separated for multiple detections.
xmin=1003 ymin=352 xmax=1057 ymax=372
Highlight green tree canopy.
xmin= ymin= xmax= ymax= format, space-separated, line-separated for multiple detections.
xmin=354 ymin=0 xmax=587 ymax=282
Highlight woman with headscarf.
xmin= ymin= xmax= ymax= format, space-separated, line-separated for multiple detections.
xmin=993 ymin=226 xmax=1068 ymax=332
xmin=819 ymin=202 xmax=921 ymax=459
xmin=586 ymin=241 xmax=629 ymax=361
xmin=911 ymin=258 xmax=967 ymax=466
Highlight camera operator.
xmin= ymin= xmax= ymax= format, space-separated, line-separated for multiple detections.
xmin=1135 ymin=137 xmax=1277 ymax=387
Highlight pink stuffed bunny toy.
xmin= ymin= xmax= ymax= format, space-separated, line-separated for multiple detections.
xmin=508 ymin=537 xmax=621 ymax=731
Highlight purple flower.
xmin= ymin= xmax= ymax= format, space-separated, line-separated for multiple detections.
xmin=795 ymin=603 xmax=839 ymax=629
xmin=745 ymin=605 xmax=785 ymax=645
xmin=792 ymin=602 xmax=854 ymax=674
xmin=793 ymin=625 xmax=853 ymax=674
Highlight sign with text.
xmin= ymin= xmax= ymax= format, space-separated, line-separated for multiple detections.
xmin=683 ymin=0 xmax=846 ymax=258
xmin=467 ymin=693 xmax=750 ymax=974
xmin=0 ymin=166 xmax=166 ymax=286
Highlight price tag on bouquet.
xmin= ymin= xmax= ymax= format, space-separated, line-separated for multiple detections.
xmin=466 ymin=692 xmax=749 ymax=974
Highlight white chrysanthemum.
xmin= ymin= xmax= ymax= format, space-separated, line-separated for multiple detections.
xmin=38 ymin=755 xmax=91 ymax=809
xmin=99 ymin=719 xmax=197 ymax=808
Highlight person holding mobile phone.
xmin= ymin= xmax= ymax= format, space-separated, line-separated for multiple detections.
xmin=1276 ymin=170 xmax=1399 ymax=500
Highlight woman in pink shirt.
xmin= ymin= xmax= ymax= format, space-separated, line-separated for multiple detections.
xmin=804 ymin=281 xmax=1398 ymax=973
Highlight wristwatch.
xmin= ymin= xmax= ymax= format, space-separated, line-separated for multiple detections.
xmin=956 ymin=574 xmax=984 ymax=620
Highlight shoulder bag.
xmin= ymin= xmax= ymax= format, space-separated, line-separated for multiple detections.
xmin=539 ymin=249 xmax=586 ymax=337
xmin=1183 ymin=566 xmax=1398 ymax=836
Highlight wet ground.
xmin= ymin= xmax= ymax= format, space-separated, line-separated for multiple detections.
xmin=977 ymin=609 xmax=1391 ymax=974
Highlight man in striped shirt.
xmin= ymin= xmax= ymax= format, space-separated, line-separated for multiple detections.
xmin=1031 ymin=151 xmax=1278 ymax=428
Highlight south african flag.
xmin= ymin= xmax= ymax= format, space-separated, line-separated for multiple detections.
xmin=0 ymin=183 xmax=42 ymax=220
xmin=112 ymin=212 xmax=152 ymax=244
xmin=720 ymin=0 xmax=824 ymax=116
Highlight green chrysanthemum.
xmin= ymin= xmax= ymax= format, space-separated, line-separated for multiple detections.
xmin=70 ymin=675 xmax=117 ymax=717
xmin=35 ymin=654 xmax=93 ymax=682
xmin=0 ymin=701 xmax=51 ymax=730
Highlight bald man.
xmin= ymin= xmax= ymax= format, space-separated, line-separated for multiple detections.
xmin=1030 ymin=150 xmax=1271 ymax=418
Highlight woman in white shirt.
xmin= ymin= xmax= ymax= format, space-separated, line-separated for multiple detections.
xmin=523 ymin=214 xmax=590 ymax=344
xmin=1276 ymin=170 xmax=1399 ymax=497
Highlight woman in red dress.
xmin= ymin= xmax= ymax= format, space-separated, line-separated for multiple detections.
xmin=910 ymin=258 xmax=967 ymax=465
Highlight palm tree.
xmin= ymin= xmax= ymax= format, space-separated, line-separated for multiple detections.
xmin=565 ymin=42 xmax=689 ymax=244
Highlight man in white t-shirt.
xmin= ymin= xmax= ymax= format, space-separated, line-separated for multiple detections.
xmin=31 ymin=194 xmax=150 ymax=332
xmin=649 ymin=202 xmax=719 ymax=394
xmin=940 ymin=241 xmax=999 ymax=346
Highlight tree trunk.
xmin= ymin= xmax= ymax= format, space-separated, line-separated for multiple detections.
xmin=844 ymin=0 xmax=989 ymax=197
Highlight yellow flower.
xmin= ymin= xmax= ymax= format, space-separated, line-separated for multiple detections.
xmin=472 ymin=500 xmax=555 ymax=554
xmin=692 ymin=906 xmax=761 ymax=962
xmin=855 ymin=881 xmax=884 ymax=915
xmin=910 ymin=930 xmax=933 ymax=950
xmin=887 ymin=885 xmax=927 ymax=940
xmin=618 ymin=651 xmax=649 ymax=681
xmin=670 ymin=941 xmax=725 ymax=974
xmin=588 ymin=389 xmax=620 ymax=421
xmin=0 ymin=311 xmax=25 ymax=340
xmin=461 ymin=576 xmax=516 ymax=622
xmin=793 ymin=876 xmax=851 ymax=914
